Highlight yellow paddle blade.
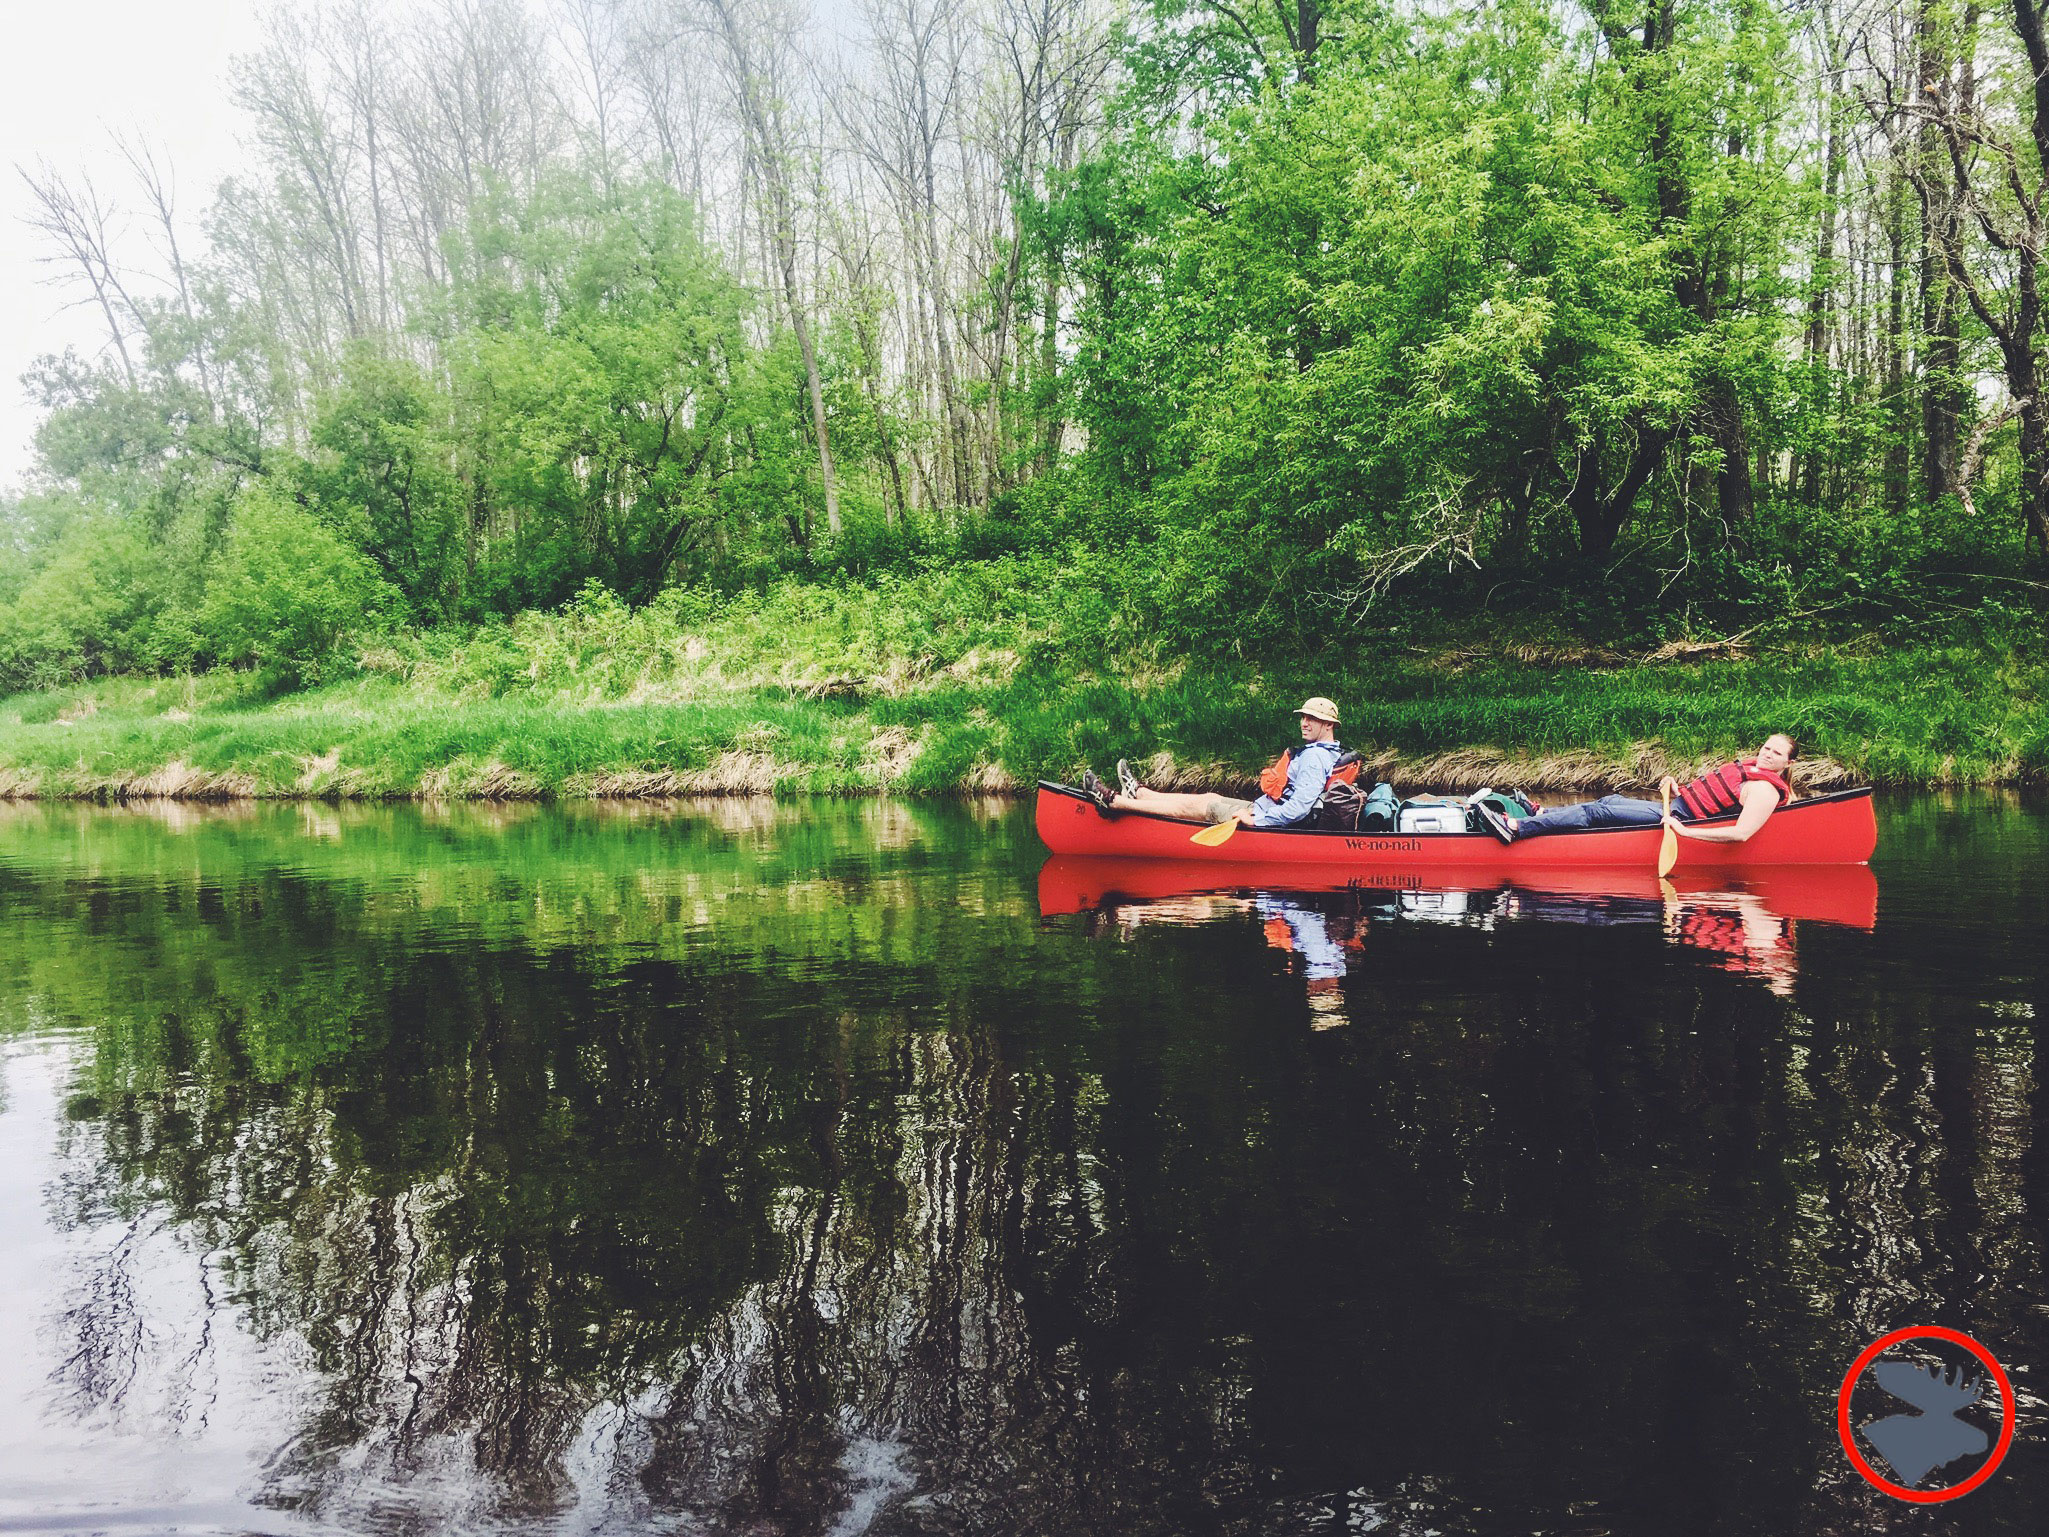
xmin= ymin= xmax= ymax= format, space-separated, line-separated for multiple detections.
xmin=1190 ymin=819 xmax=1239 ymax=847
xmin=1656 ymin=783 xmax=1679 ymax=877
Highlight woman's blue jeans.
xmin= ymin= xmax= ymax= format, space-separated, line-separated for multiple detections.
xmin=1515 ymin=794 xmax=1690 ymax=838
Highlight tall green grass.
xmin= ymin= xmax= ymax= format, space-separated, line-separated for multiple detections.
xmin=1 ymin=572 xmax=2043 ymax=796
xmin=903 ymin=645 xmax=2048 ymax=790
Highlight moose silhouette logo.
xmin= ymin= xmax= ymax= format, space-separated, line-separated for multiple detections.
xmin=1861 ymin=1361 xmax=1988 ymax=1488
xmin=1837 ymin=1326 xmax=2016 ymax=1503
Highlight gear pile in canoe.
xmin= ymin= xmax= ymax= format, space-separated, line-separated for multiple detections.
xmin=1034 ymin=780 xmax=1878 ymax=867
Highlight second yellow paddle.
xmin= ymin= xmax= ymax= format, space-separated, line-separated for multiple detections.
xmin=1190 ymin=817 xmax=1239 ymax=848
xmin=1657 ymin=783 xmax=1680 ymax=877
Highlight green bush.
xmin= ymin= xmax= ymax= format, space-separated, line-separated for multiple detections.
xmin=197 ymin=487 xmax=398 ymax=686
xmin=0 ymin=519 xmax=173 ymax=691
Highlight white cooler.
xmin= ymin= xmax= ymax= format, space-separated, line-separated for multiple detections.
xmin=1396 ymin=804 xmax=1469 ymax=834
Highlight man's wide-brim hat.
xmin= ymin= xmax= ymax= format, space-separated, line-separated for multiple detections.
xmin=1296 ymin=696 xmax=1341 ymax=724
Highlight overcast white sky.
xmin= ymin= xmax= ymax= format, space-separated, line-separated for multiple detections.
xmin=0 ymin=0 xmax=265 ymax=495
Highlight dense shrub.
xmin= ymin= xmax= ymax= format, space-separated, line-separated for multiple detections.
xmin=197 ymin=488 xmax=398 ymax=685
xmin=0 ymin=520 xmax=174 ymax=691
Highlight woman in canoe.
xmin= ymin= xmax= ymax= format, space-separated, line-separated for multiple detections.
xmin=1082 ymin=697 xmax=1346 ymax=829
xmin=1475 ymin=733 xmax=1799 ymax=844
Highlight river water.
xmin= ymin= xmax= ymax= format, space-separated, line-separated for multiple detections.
xmin=0 ymin=793 xmax=2043 ymax=1536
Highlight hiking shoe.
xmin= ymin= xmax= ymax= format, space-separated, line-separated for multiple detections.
xmin=1475 ymin=801 xmax=1517 ymax=844
xmin=1116 ymin=758 xmax=1142 ymax=798
xmin=1082 ymin=768 xmax=1114 ymax=809
xmin=1512 ymin=789 xmax=1539 ymax=815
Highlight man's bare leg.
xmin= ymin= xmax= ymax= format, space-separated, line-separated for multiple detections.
xmin=1111 ymin=787 xmax=1229 ymax=819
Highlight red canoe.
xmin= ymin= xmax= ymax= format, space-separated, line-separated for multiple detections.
xmin=1034 ymin=781 xmax=1878 ymax=867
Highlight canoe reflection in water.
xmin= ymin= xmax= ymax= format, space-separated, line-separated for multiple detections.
xmin=1039 ymin=857 xmax=1880 ymax=1013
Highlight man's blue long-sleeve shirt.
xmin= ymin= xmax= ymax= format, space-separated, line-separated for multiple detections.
xmin=1253 ymin=893 xmax=1348 ymax=977
xmin=1250 ymin=738 xmax=1342 ymax=828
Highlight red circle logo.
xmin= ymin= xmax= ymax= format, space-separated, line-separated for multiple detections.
xmin=1836 ymin=1326 xmax=2015 ymax=1502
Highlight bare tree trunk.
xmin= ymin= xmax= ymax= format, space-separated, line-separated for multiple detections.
xmin=923 ymin=183 xmax=970 ymax=508
xmin=702 ymin=0 xmax=840 ymax=536
xmin=913 ymin=2 xmax=971 ymax=505
xmin=1883 ymin=168 xmax=1913 ymax=515
xmin=1916 ymin=0 xmax=1976 ymax=503
xmin=827 ymin=212 xmax=909 ymax=524
xmin=1884 ymin=0 xmax=2049 ymax=552
xmin=118 ymin=136 xmax=218 ymax=414
xmin=1801 ymin=3 xmax=1846 ymax=503
xmin=329 ymin=1 xmax=394 ymax=335
xmin=18 ymin=165 xmax=143 ymax=387
xmin=1037 ymin=81 xmax=1095 ymax=469
xmin=787 ymin=256 xmax=840 ymax=536
xmin=1569 ymin=424 xmax=1675 ymax=562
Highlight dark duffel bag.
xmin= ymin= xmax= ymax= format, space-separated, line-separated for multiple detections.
xmin=1312 ymin=778 xmax=1397 ymax=832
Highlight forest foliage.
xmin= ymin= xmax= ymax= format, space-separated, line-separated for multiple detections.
xmin=2 ymin=0 xmax=2046 ymax=699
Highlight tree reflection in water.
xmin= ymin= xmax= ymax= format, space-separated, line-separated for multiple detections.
xmin=1 ymin=797 xmax=2046 ymax=1534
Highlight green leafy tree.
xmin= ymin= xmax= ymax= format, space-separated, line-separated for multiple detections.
xmin=305 ymin=348 xmax=467 ymax=621
xmin=447 ymin=175 xmax=780 ymax=607
xmin=1053 ymin=0 xmax=1797 ymax=642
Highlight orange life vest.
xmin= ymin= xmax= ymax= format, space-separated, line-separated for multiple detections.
xmin=1259 ymin=745 xmax=1359 ymax=801
xmin=1676 ymin=758 xmax=1791 ymax=821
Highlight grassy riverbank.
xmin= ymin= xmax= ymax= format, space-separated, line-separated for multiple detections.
xmin=1 ymin=574 xmax=2042 ymax=798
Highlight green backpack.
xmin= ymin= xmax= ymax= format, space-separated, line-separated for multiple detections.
xmin=1466 ymin=790 xmax=1534 ymax=827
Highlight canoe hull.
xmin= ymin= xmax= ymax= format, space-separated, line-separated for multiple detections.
xmin=1034 ymin=781 xmax=1878 ymax=867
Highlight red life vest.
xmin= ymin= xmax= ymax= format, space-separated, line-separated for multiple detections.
xmin=1678 ymin=908 xmax=1750 ymax=959
xmin=1259 ymin=745 xmax=1359 ymax=801
xmin=1678 ymin=905 xmax=1792 ymax=981
xmin=1676 ymin=758 xmax=1791 ymax=820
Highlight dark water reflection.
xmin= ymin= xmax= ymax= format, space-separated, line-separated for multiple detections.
xmin=0 ymin=794 xmax=2045 ymax=1535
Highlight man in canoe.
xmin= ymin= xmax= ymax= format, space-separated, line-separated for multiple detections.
xmin=1474 ymin=733 xmax=1799 ymax=844
xmin=1082 ymin=697 xmax=1347 ymax=828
